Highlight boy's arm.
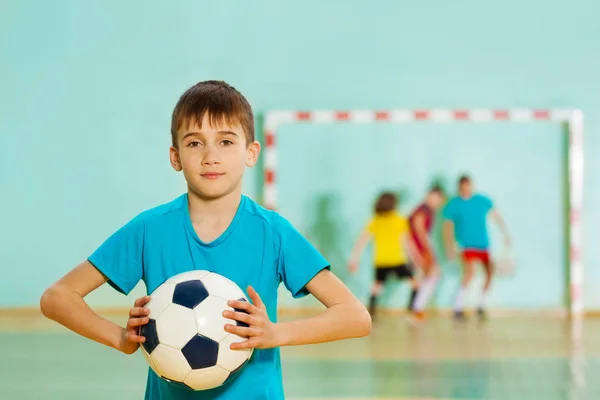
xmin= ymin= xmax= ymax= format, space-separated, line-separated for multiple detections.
xmin=225 ymin=269 xmax=371 ymax=349
xmin=40 ymin=261 xmax=147 ymax=354
xmin=442 ymin=220 xmax=455 ymax=259
xmin=347 ymin=230 xmax=372 ymax=272
xmin=490 ymin=208 xmax=511 ymax=245
xmin=441 ymin=201 xmax=456 ymax=259
xmin=277 ymin=269 xmax=371 ymax=345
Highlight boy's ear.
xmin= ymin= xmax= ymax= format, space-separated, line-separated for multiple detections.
xmin=169 ymin=146 xmax=182 ymax=171
xmin=245 ymin=140 xmax=261 ymax=168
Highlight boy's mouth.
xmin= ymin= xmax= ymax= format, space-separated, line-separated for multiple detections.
xmin=201 ymin=172 xmax=224 ymax=180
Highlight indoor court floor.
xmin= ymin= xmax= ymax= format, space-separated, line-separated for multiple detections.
xmin=1 ymin=312 xmax=598 ymax=400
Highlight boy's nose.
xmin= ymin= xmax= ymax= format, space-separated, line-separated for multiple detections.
xmin=201 ymin=145 xmax=221 ymax=165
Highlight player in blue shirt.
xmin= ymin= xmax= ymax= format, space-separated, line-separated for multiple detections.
xmin=40 ymin=80 xmax=372 ymax=399
xmin=442 ymin=175 xmax=510 ymax=322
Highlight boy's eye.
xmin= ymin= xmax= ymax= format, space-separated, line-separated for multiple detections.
xmin=187 ymin=141 xmax=201 ymax=148
xmin=221 ymin=140 xmax=234 ymax=146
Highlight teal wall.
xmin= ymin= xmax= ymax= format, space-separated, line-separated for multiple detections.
xmin=1 ymin=0 xmax=598 ymax=310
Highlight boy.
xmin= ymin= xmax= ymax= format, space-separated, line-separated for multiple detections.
xmin=347 ymin=192 xmax=418 ymax=318
xmin=40 ymin=80 xmax=372 ymax=399
xmin=407 ymin=185 xmax=445 ymax=322
xmin=442 ymin=175 xmax=510 ymax=322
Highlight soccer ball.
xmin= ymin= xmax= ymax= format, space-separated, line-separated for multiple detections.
xmin=140 ymin=270 xmax=253 ymax=391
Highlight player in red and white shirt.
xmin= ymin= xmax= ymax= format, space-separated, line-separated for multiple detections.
xmin=407 ymin=185 xmax=445 ymax=322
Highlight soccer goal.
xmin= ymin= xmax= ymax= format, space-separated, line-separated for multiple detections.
xmin=262 ymin=108 xmax=584 ymax=317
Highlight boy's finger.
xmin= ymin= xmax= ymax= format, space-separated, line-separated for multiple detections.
xmin=229 ymin=338 xmax=257 ymax=350
xmin=129 ymin=307 xmax=150 ymax=317
xmin=127 ymin=333 xmax=146 ymax=343
xmin=127 ymin=317 xmax=150 ymax=328
xmin=134 ymin=296 xmax=151 ymax=307
xmin=227 ymin=299 xmax=257 ymax=314
xmin=247 ymin=286 xmax=264 ymax=308
xmin=223 ymin=310 xmax=253 ymax=326
xmin=224 ymin=324 xmax=257 ymax=338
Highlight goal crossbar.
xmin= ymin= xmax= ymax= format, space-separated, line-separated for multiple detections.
xmin=262 ymin=108 xmax=584 ymax=317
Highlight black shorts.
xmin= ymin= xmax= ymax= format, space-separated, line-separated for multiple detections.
xmin=375 ymin=264 xmax=414 ymax=282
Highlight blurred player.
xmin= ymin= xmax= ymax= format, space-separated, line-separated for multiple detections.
xmin=348 ymin=192 xmax=418 ymax=318
xmin=442 ymin=175 xmax=510 ymax=322
xmin=407 ymin=185 xmax=445 ymax=322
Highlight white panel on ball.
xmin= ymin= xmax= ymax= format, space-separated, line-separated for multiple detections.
xmin=184 ymin=365 xmax=231 ymax=391
xmin=202 ymin=273 xmax=247 ymax=302
xmin=141 ymin=347 xmax=160 ymax=376
xmin=193 ymin=296 xmax=236 ymax=343
xmin=217 ymin=334 xmax=253 ymax=372
xmin=147 ymin=282 xmax=176 ymax=320
xmin=166 ymin=270 xmax=211 ymax=285
xmin=150 ymin=344 xmax=192 ymax=382
xmin=157 ymin=304 xmax=198 ymax=349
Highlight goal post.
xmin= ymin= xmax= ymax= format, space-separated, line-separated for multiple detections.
xmin=262 ymin=108 xmax=585 ymax=317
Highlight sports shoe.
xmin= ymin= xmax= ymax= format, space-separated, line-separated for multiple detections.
xmin=476 ymin=308 xmax=487 ymax=322
xmin=453 ymin=310 xmax=467 ymax=322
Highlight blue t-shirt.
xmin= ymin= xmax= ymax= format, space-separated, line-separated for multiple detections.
xmin=442 ymin=194 xmax=494 ymax=250
xmin=88 ymin=194 xmax=330 ymax=400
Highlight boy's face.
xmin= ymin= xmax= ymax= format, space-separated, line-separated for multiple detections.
xmin=459 ymin=181 xmax=473 ymax=198
xmin=169 ymin=113 xmax=260 ymax=200
xmin=428 ymin=192 xmax=444 ymax=209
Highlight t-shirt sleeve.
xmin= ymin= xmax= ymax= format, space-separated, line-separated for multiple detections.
xmin=87 ymin=215 xmax=145 ymax=295
xmin=442 ymin=199 xmax=456 ymax=221
xmin=481 ymin=195 xmax=494 ymax=211
xmin=274 ymin=215 xmax=331 ymax=299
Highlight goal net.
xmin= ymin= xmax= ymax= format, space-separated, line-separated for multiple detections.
xmin=263 ymin=109 xmax=584 ymax=317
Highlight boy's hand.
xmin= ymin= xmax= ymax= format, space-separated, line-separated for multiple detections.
xmin=223 ymin=286 xmax=279 ymax=350
xmin=119 ymin=295 xmax=151 ymax=354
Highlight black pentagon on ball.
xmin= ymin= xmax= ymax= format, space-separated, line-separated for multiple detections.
xmin=181 ymin=334 xmax=219 ymax=369
xmin=141 ymin=319 xmax=160 ymax=354
xmin=172 ymin=280 xmax=209 ymax=309
xmin=234 ymin=298 xmax=250 ymax=328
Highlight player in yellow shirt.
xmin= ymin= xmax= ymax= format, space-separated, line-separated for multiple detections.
xmin=348 ymin=192 xmax=419 ymax=317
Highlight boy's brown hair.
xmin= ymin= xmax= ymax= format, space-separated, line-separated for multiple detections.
xmin=170 ymin=80 xmax=255 ymax=148
xmin=429 ymin=184 xmax=444 ymax=195
xmin=458 ymin=174 xmax=471 ymax=186
xmin=374 ymin=192 xmax=398 ymax=214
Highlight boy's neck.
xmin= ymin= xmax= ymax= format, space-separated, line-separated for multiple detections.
xmin=187 ymin=186 xmax=242 ymax=222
